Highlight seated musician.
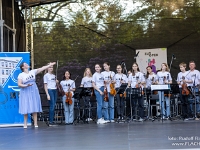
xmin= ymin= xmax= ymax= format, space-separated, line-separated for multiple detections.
xmin=177 ymin=62 xmax=193 ymax=120
xmin=156 ymin=63 xmax=172 ymax=120
xmin=128 ymin=62 xmax=145 ymax=122
xmin=80 ymin=68 xmax=93 ymax=121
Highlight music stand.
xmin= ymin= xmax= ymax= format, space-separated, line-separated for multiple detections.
xmin=73 ymin=87 xmax=84 ymax=125
xmin=151 ymin=85 xmax=170 ymax=123
xmin=188 ymin=86 xmax=199 ymax=120
xmin=127 ymin=87 xmax=143 ymax=122
xmin=169 ymin=84 xmax=180 ymax=118
xmin=116 ymin=83 xmax=128 ymax=123
xmin=82 ymin=87 xmax=96 ymax=123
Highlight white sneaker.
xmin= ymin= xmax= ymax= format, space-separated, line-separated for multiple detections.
xmin=138 ymin=118 xmax=144 ymax=122
xmin=104 ymin=120 xmax=110 ymax=123
xmin=88 ymin=118 xmax=93 ymax=121
xmin=110 ymin=120 xmax=115 ymax=123
xmin=97 ymin=118 xmax=106 ymax=124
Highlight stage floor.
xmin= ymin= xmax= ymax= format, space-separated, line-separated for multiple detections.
xmin=0 ymin=119 xmax=200 ymax=150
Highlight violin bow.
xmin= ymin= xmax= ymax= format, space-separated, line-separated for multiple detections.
xmin=56 ymin=60 xmax=59 ymax=80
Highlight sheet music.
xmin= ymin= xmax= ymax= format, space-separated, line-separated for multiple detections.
xmin=151 ymin=85 xmax=170 ymax=91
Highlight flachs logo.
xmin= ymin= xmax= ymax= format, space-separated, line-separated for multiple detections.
xmin=145 ymin=52 xmax=158 ymax=57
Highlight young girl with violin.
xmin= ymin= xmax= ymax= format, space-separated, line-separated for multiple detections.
xmin=43 ymin=64 xmax=58 ymax=126
xmin=101 ymin=62 xmax=116 ymax=123
xmin=114 ymin=64 xmax=128 ymax=120
xmin=92 ymin=64 xmax=107 ymax=124
xmin=145 ymin=66 xmax=157 ymax=117
xmin=80 ymin=68 xmax=93 ymax=121
xmin=128 ymin=62 xmax=145 ymax=122
xmin=156 ymin=63 xmax=172 ymax=119
xmin=60 ymin=71 xmax=76 ymax=125
xmin=177 ymin=62 xmax=192 ymax=119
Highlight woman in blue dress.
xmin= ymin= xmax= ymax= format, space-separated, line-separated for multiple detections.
xmin=18 ymin=62 xmax=56 ymax=128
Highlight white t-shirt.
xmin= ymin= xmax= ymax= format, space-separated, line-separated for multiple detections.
xmin=18 ymin=69 xmax=37 ymax=84
xmin=92 ymin=72 xmax=104 ymax=89
xmin=156 ymin=71 xmax=172 ymax=84
xmin=177 ymin=71 xmax=190 ymax=88
xmin=101 ymin=71 xmax=115 ymax=92
xmin=187 ymin=70 xmax=200 ymax=86
xmin=43 ymin=73 xmax=57 ymax=89
xmin=128 ymin=72 xmax=145 ymax=88
xmin=81 ymin=76 xmax=93 ymax=88
xmin=114 ymin=73 xmax=128 ymax=88
xmin=145 ymin=73 xmax=157 ymax=88
xmin=60 ymin=79 xmax=76 ymax=95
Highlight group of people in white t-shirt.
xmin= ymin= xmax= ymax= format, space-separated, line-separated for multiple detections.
xmin=18 ymin=60 xmax=200 ymax=128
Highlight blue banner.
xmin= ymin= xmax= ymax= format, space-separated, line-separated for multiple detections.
xmin=0 ymin=52 xmax=31 ymax=126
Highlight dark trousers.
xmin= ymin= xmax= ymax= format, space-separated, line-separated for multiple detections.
xmin=116 ymin=94 xmax=125 ymax=117
xmin=179 ymin=88 xmax=191 ymax=118
xmin=131 ymin=95 xmax=144 ymax=119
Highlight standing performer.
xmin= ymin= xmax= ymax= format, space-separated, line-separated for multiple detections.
xmin=145 ymin=66 xmax=157 ymax=117
xmin=128 ymin=62 xmax=145 ymax=122
xmin=80 ymin=68 xmax=93 ymax=121
xmin=114 ymin=64 xmax=128 ymax=120
xmin=156 ymin=63 xmax=172 ymax=119
xmin=92 ymin=64 xmax=107 ymax=124
xmin=102 ymin=62 xmax=116 ymax=123
xmin=187 ymin=61 xmax=200 ymax=117
xmin=177 ymin=62 xmax=192 ymax=120
xmin=60 ymin=71 xmax=76 ymax=125
xmin=43 ymin=64 xmax=58 ymax=126
xmin=18 ymin=62 xmax=56 ymax=128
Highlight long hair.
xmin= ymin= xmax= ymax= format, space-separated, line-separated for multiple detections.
xmin=62 ymin=70 xmax=71 ymax=80
xmin=146 ymin=66 xmax=152 ymax=78
xmin=83 ymin=68 xmax=92 ymax=77
xmin=160 ymin=63 xmax=169 ymax=72
xmin=131 ymin=62 xmax=140 ymax=76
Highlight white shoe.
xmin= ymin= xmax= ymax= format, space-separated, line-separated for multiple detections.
xmin=97 ymin=118 xmax=106 ymax=124
xmin=110 ymin=120 xmax=115 ymax=123
xmin=104 ymin=120 xmax=110 ymax=123
xmin=88 ymin=118 xmax=93 ymax=121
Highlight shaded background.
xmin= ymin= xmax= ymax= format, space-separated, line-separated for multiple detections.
xmin=2 ymin=0 xmax=200 ymax=94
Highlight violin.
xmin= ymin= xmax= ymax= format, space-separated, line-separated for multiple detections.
xmin=163 ymin=76 xmax=171 ymax=97
xmin=104 ymin=87 xmax=109 ymax=102
xmin=66 ymin=86 xmax=73 ymax=105
xmin=151 ymin=77 xmax=158 ymax=95
xmin=55 ymin=60 xmax=65 ymax=97
xmin=110 ymin=74 xmax=117 ymax=96
xmin=65 ymin=75 xmax=79 ymax=105
xmin=57 ymin=82 xmax=65 ymax=97
xmin=135 ymin=76 xmax=144 ymax=95
xmin=181 ymin=76 xmax=190 ymax=95
xmin=119 ymin=76 xmax=126 ymax=98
